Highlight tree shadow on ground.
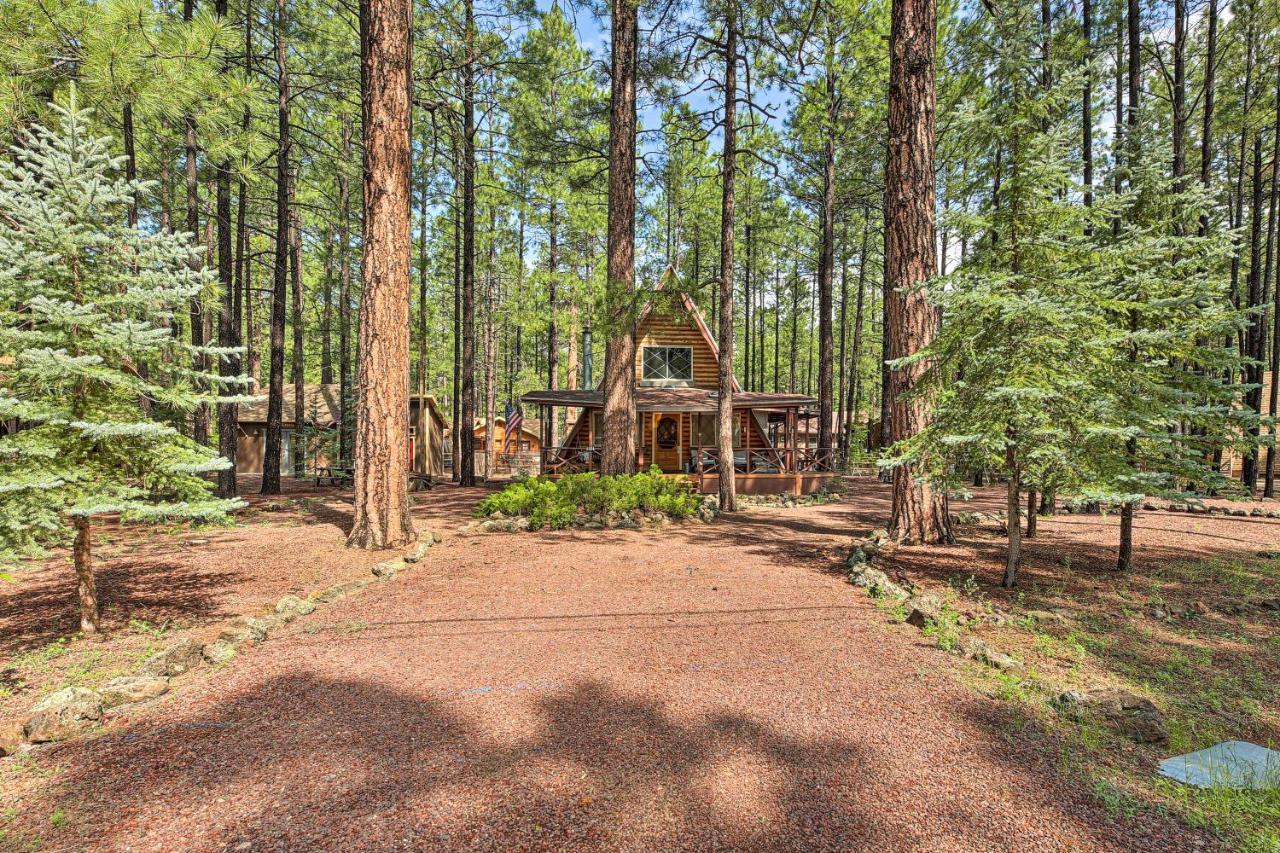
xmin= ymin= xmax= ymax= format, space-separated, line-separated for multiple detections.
xmin=0 ymin=560 xmax=242 ymax=652
xmin=16 ymin=672 xmax=1180 ymax=851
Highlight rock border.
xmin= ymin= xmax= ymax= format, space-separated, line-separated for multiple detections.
xmin=843 ymin=534 xmax=1169 ymax=744
xmin=1 ymin=531 xmax=439 ymax=756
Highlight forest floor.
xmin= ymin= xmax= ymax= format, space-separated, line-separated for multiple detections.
xmin=0 ymin=476 xmax=1276 ymax=851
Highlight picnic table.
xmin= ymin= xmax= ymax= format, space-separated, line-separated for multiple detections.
xmin=313 ymin=466 xmax=354 ymax=487
xmin=313 ymin=466 xmax=432 ymax=491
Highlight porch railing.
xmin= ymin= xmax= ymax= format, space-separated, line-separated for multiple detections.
xmin=540 ymin=445 xmax=834 ymax=476
xmin=541 ymin=446 xmax=601 ymax=475
xmin=797 ymin=446 xmax=836 ymax=473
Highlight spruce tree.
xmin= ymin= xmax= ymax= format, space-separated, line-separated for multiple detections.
xmin=0 ymin=98 xmax=246 ymax=632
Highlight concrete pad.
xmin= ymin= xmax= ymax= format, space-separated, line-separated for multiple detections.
xmin=1159 ymin=741 xmax=1280 ymax=790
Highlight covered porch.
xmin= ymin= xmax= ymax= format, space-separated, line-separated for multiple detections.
xmin=521 ymin=388 xmax=835 ymax=495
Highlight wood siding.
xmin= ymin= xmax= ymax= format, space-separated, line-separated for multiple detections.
xmin=634 ymin=306 xmax=719 ymax=389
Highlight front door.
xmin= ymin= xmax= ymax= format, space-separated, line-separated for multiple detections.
xmin=653 ymin=414 xmax=681 ymax=473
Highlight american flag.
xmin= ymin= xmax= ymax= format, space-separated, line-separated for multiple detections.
xmin=504 ymin=402 xmax=523 ymax=453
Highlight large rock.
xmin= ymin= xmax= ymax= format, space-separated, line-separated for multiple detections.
xmin=848 ymin=565 xmax=909 ymax=601
xmin=276 ymin=594 xmax=316 ymax=617
xmin=371 ymin=559 xmax=404 ymax=579
xmin=905 ymin=594 xmax=945 ymax=628
xmin=403 ymin=537 xmax=434 ymax=563
xmin=962 ymin=639 xmax=1023 ymax=674
xmin=202 ymin=641 xmax=236 ymax=665
xmin=313 ymin=578 xmax=371 ymax=603
xmin=0 ymin=719 xmax=26 ymax=756
xmin=99 ymin=676 xmax=169 ymax=708
xmin=1059 ymin=688 xmax=1167 ymax=743
xmin=24 ymin=687 xmax=103 ymax=743
xmin=138 ymin=638 xmax=204 ymax=677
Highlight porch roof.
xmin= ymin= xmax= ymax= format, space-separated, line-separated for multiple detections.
xmin=521 ymin=387 xmax=817 ymax=413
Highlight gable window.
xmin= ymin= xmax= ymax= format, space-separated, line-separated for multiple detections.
xmin=641 ymin=346 xmax=693 ymax=385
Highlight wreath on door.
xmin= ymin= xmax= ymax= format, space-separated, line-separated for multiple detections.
xmin=656 ymin=417 xmax=678 ymax=449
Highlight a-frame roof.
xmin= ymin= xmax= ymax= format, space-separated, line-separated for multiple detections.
xmin=634 ymin=266 xmax=741 ymax=393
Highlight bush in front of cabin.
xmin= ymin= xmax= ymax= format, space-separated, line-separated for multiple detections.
xmin=475 ymin=468 xmax=700 ymax=530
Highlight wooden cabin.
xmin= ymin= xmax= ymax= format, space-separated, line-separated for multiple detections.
xmin=236 ymin=384 xmax=447 ymax=477
xmin=522 ymin=287 xmax=834 ymax=495
xmin=467 ymin=417 xmax=543 ymax=479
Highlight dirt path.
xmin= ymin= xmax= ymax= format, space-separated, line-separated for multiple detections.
xmin=4 ymin=487 xmax=1214 ymax=851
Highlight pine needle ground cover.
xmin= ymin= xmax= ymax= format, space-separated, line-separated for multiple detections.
xmin=474 ymin=470 xmax=702 ymax=530
xmin=867 ymin=495 xmax=1280 ymax=852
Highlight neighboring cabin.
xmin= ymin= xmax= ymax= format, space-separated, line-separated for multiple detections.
xmin=522 ymin=285 xmax=834 ymax=495
xmin=236 ymin=384 xmax=447 ymax=477
xmin=446 ymin=417 xmax=544 ymax=479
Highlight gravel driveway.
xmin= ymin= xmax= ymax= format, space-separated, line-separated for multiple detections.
xmin=6 ymin=490 xmax=1208 ymax=851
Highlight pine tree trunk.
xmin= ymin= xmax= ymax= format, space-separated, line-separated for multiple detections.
xmin=338 ymin=116 xmax=354 ymax=466
xmin=485 ymin=204 xmax=497 ymax=478
xmin=1025 ymin=489 xmax=1037 ymax=538
xmin=1198 ymin=0 xmax=1217 ymax=240
xmin=744 ymin=222 xmax=753 ymax=392
xmin=72 ymin=516 xmax=98 ymax=634
xmin=717 ymin=6 xmax=738 ymax=512
xmin=884 ymin=0 xmax=951 ymax=544
xmin=451 ymin=143 xmax=461 ymax=482
xmin=837 ymin=239 xmax=848 ymax=454
xmin=458 ymin=0 xmax=478 ymax=487
xmin=322 ymin=227 xmax=335 ymax=385
xmin=290 ymin=194 xmax=305 ymax=478
xmin=1242 ymin=131 xmax=1265 ymax=494
xmin=847 ymin=220 xmax=870 ymax=450
xmin=123 ymin=103 xmax=138 ymax=228
xmin=187 ymin=124 xmax=208 ymax=446
xmin=1081 ymin=0 xmax=1093 ymax=210
xmin=1171 ymin=0 xmax=1186 ymax=194
xmin=262 ymin=0 xmax=291 ymax=494
xmin=347 ymin=0 xmax=416 ymax=549
xmin=1002 ymin=448 xmax=1021 ymax=588
xmin=601 ymin=0 xmax=638 ymax=476
xmin=1264 ymin=67 xmax=1280 ymax=498
xmin=416 ymin=170 xmax=428 ymax=400
xmin=817 ymin=51 xmax=837 ymax=455
xmin=547 ymin=202 xmax=559 ymax=448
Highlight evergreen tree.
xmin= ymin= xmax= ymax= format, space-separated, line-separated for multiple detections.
xmin=0 ymin=99 xmax=245 ymax=631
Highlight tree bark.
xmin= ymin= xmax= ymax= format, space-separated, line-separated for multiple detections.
xmin=185 ymin=0 xmax=209 ymax=447
xmin=1242 ymin=131 xmax=1265 ymax=493
xmin=717 ymin=5 xmax=738 ymax=512
xmin=484 ymin=203 xmax=497 ymax=478
xmin=1171 ymin=0 xmax=1186 ymax=194
xmin=1198 ymin=0 xmax=1218 ymax=239
xmin=323 ymin=226 xmax=335 ymax=385
xmin=338 ymin=116 xmax=354 ymax=466
xmin=1264 ymin=66 xmax=1280 ymax=498
xmin=262 ymin=0 xmax=291 ymax=494
xmin=458 ymin=0 xmax=478 ymax=487
xmin=547 ymin=202 xmax=560 ymax=448
xmin=1025 ymin=489 xmax=1037 ymax=538
xmin=846 ymin=220 xmax=870 ymax=450
xmin=348 ymin=0 xmax=416 ymax=549
xmin=289 ymin=193 xmax=305 ymax=478
xmin=1002 ymin=446 xmax=1021 ymax=588
xmin=450 ymin=138 xmax=462 ymax=481
xmin=1081 ymin=0 xmax=1093 ymax=211
xmin=123 ymin=102 xmax=138 ymax=228
xmin=601 ymin=0 xmax=638 ymax=476
xmin=884 ymin=0 xmax=951 ymax=544
xmin=71 ymin=516 xmax=98 ymax=634
xmin=817 ymin=44 xmax=837 ymax=454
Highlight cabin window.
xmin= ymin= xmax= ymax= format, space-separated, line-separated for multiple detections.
xmin=641 ymin=346 xmax=693 ymax=384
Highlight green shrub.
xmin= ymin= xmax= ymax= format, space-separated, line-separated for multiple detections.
xmin=475 ymin=467 xmax=700 ymax=530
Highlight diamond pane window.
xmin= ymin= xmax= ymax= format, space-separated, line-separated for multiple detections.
xmin=641 ymin=346 xmax=693 ymax=382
